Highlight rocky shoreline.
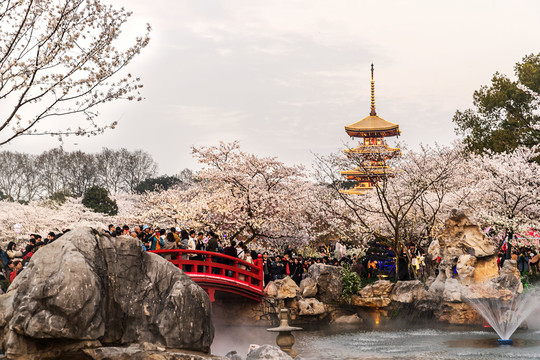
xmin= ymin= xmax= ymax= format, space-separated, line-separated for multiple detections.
xmin=217 ymin=211 xmax=522 ymax=328
xmin=0 ymin=211 xmax=524 ymax=359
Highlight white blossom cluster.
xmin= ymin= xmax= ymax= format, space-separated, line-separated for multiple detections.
xmin=0 ymin=142 xmax=538 ymax=252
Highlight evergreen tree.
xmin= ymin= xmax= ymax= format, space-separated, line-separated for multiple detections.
xmin=134 ymin=175 xmax=182 ymax=193
xmin=453 ymin=53 xmax=540 ymax=160
xmin=82 ymin=186 xmax=118 ymax=216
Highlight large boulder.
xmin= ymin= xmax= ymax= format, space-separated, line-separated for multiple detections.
xmin=428 ymin=273 xmax=446 ymax=294
xmin=352 ymin=280 xmax=394 ymax=308
xmin=456 ymin=255 xmax=476 ymax=286
xmin=463 ymin=284 xmax=514 ymax=301
xmin=350 ymin=295 xmax=391 ymax=308
xmin=435 ymin=302 xmax=480 ymax=324
xmin=264 ymin=282 xmax=278 ymax=298
xmin=462 ymin=261 xmax=522 ymax=301
xmin=473 ymin=256 xmax=499 ymax=284
xmin=299 ymin=277 xmax=317 ymax=298
xmin=442 ymin=278 xmax=462 ymax=302
xmin=246 ymin=344 xmax=293 ymax=360
xmin=82 ymin=343 xmax=220 ymax=360
xmin=427 ymin=239 xmax=441 ymax=259
xmin=0 ymin=227 xmax=214 ymax=359
xmin=359 ymin=280 xmax=394 ymax=298
xmin=492 ymin=260 xmax=523 ymax=294
xmin=439 ymin=210 xmax=498 ymax=258
xmin=265 ymin=277 xmax=300 ymax=300
xmin=331 ymin=314 xmax=363 ymax=325
xmin=297 ymin=298 xmax=326 ymax=316
xmin=390 ymin=281 xmax=425 ymax=304
xmin=307 ymin=264 xmax=343 ymax=303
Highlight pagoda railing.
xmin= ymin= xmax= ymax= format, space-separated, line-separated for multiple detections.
xmin=149 ymin=249 xmax=264 ymax=302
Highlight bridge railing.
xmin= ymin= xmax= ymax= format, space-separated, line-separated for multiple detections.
xmin=149 ymin=249 xmax=264 ymax=291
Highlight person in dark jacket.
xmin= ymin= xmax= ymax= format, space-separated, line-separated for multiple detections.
xmin=270 ymin=256 xmax=283 ymax=280
xmin=290 ymin=257 xmax=303 ymax=285
xmin=262 ymin=252 xmax=272 ymax=285
xmin=206 ymin=232 xmax=219 ymax=252
xmin=222 ymin=240 xmax=237 ymax=277
xmin=223 ymin=240 xmax=237 ymax=258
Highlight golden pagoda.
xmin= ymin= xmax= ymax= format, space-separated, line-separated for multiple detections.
xmin=341 ymin=64 xmax=401 ymax=194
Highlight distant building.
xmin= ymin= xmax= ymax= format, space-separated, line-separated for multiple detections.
xmin=341 ymin=64 xmax=401 ymax=194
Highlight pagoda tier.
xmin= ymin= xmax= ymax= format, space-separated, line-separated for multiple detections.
xmin=344 ymin=143 xmax=401 ymax=159
xmin=342 ymin=186 xmax=373 ymax=195
xmin=340 ymin=64 xmax=401 ymax=194
xmin=341 ymin=165 xmax=395 ymax=179
xmin=344 ymin=115 xmax=400 ymax=138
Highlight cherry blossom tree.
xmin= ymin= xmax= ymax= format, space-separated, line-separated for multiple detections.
xmin=455 ymin=146 xmax=540 ymax=255
xmin=0 ymin=193 xmax=138 ymax=244
xmin=314 ymin=144 xmax=463 ymax=274
xmin=0 ymin=0 xmax=150 ymax=145
xmin=136 ymin=142 xmax=313 ymax=247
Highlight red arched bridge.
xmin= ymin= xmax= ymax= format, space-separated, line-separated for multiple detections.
xmin=149 ymin=249 xmax=264 ymax=302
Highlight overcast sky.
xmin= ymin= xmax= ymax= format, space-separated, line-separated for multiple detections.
xmin=6 ymin=0 xmax=540 ymax=174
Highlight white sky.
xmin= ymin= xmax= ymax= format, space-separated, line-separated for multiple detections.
xmin=6 ymin=0 xmax=540 ymax=174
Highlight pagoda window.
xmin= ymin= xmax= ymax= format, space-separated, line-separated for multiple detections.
xmin=376 ymin=138 xmax=382 ymax=145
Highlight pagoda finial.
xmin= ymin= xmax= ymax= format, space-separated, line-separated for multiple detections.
xmin=370 ymin=63 xmax=376 ymax=116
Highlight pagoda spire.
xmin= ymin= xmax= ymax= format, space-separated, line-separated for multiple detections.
xmin=370 ymin=63 xmax=376 ymax=116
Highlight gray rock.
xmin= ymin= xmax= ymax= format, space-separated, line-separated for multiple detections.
xmin=350 ymin=295 xmax=391 ymax=308
xmin=299 ymin=277 xmax=317 ymax=298
xmin=83 ymin=343 xmax=222 ymax=360
xmin=440 ymin=210 xmax=498 ymax=258
xmin=427 ymin=239 xmax=441 ymax=259
xmin=266 ymin=277 xmax=300 ymax=300
xmin=456 ymin=254 xmax=476 ymax=286
xmin=246 ymin=344 xmax=293 ymax=360
xmin=428 ymin=273 xmax=446 ymax=294
xmin=264 ymin=281 xmax=278 ymax=297
xmin=0 ymin=227 xmax=214 ymax=358
xmin=297 ymin=298 xmax=326 ymax=316
xmin=442 ymin=278 xmax=462 ymax=302
xmin=306 ymin=264 xmax=343 ymax=303
xmin=492 ymin=260 xmax=523 ymax=294
xmin=331 ymin=314 xmax=363 ymax=325
xmin=225 ymin=350 xmax=244 ymax=360
xmin=359 ymin=280 xmax=394 ymax=298
xmin=391 ymin=280 xmax=424 ymax=303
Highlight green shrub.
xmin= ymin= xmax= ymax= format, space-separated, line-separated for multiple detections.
xmin=342 ymin=265 xmax=362 ymax=298
xmin=135 ymin=175 xmax=181 ymax=193
xmin=50 ymin=189 xmax=71 ymax=204
xmin=82 ymin=186 xmax=118 ymax=215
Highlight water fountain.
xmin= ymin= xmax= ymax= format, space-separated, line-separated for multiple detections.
xmin=468 ymin=287 xmax=540 ymax=345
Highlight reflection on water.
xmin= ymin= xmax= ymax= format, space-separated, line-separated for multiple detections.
xmin=212 ymin=323 xmax=540 ymax=360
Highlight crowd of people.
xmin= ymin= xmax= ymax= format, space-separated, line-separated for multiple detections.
xmin=2 ymin=224 xmax=539 ymax=293
xmin=0 ymin=230 xmax=68 ymax=287
xmin=499 ymin=247 xmax=540 ymax=275
xmin=105 ymin=224 xmax=354 ymax=286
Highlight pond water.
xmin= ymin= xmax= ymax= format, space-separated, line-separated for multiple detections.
xmin=212 ymin=323 xmax=540 ymax=359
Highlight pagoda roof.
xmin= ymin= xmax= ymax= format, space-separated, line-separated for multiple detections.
xmin=345 ymin=115 xmax=400 ymax=138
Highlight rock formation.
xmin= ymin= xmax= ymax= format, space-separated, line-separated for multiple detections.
xmin=246 ymin=344 xmax=294 ymax=360
xmin=255 ymin=211 xmax=523 ymax=327
xmin=428 ymin=210 xmax=500 ymax=287
xmin=0 ymin=227 xmax=214 ymax=359
xmin=263 ymin=277 xmax=300 ymax=300
xmin=305 ymin=264 xmax=343 ymax=303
